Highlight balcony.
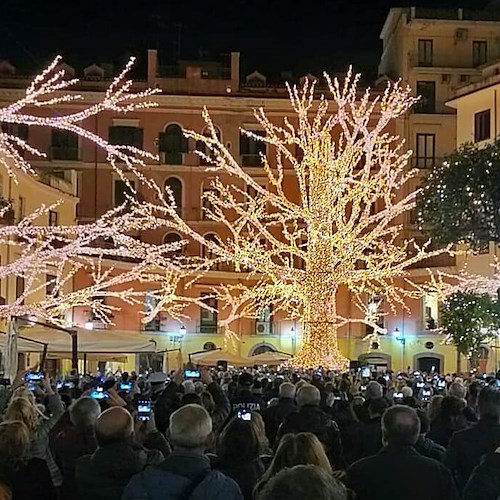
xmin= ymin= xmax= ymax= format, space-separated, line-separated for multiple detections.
xmin=49 ymin=146 xmax=79 ymax=162
xmin=241 ymin=154 xmax=263 ymax=167
xmin=408 ymin=253 xmax=456 ymax=269
xmin=38 ymin=171 xmax=76 ymax=196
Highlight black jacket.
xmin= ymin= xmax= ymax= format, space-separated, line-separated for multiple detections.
xmin=261 ymin=397 xmax=297 ymax=446
xmin=277 ymin=405 xmax=344 ymax=467
xmin=347 ymin=444 xmax=459 ymax=500
xmin=230 ymin=390 xmax=266 ymax=413
xmin=414 ymin=435 xmax=446 ymax=463
xmin=75 ymin=441 xmax=163 ymax=500
xmin=350 ymin=416 xmax=383 ymax=462
xmin=445 ymin=418 xmax=500 ymax=491
xmin=463 ymin=451 xmax=500 ymax=500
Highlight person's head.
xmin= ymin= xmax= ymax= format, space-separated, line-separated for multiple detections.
xmin=238 ymin=372 xmax=254 ymax=389
xmin=181 ymin=392 xmax=202 ymax=406
xmin=182 ymin=380 xmax=195 ymax=395
xmin=5 ymin=397 xmax=38 ymax=432
xmin=200 ymin=391 xmax=215 ymax=413
xmin=279 ymin=382 xmax=296 ymax=399
xmin=448 ymin=381 xmax=466 ymax=400
xmin=250 ymin=411 xmax=270 ymax=452
xmin=256 ymin=464 xmax=348 ymax=500
xmin=382 ymin=405 xmax=420 ymax=446
xmin=365 ymin=381 xmax=383 ymax=401
xmin=95 ymin=406 xmax=134 ymax=447
xmin=267 ymin=433 xmax=332 ymax=477
xmin=439 ymin=396 xmax=466 ymax=422
xmin=0 ymin=420 xmax=31 ymax=466
xmin=297 ymin=385 xmax=321 ymax=407
xmin=169 ymin=404 xmax=212 ymax=451
xmin=401 ymin=386 xmax=413 ymax=398
xmin=428 ymin=394 xmax=444 ymax=421
xmin=338 ymin=378 xmax=351 ymax=394
xmin=478 ymin=386 xmax=500 ymax=421
xmin=69 ymin=397 xmax=101 ymax=429
xmin=331 ymin=400 xmax=358 ymax=427
xmin=218 ymin=416 xmax=260 ymax=464
xmin=194 ymin=381 xmax=204 ymax=395
xmin=368 ymin=397 xmax=390 ymax=418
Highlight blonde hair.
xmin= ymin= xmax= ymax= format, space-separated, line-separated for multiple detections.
xmin=5 ymin=397 xmax=38 ymax=432
xmin=250 ymin=411 xmax=270 ymax=453
xmin=255 ymin=432 xmax=332 ymax=496
xmin=0 ymin=420 xmax=31 ymax=465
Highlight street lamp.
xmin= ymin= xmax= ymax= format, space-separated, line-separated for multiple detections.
xmin=179 ymin=325 xmax=186 ymax=337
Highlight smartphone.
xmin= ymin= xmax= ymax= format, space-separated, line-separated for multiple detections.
xmin=27 ymin=383 xmax=37 ymax=391
xmin=0 ymin=378 xmax=11 ymax=386
xmin=119 ymin=381 xmax=133 ymax=392
xmin=89 ymin=387 xmax=109 ymax=400
xmin=361 ymin=367 xmax=371 ymax=378
xmin=56 ymin=381 xmax=64 ymax=390
xmin=184 ymin=369 xmax=201 ymax=379
xmin=437 ymin=379 xmax=446 ymax=389
xmin=416 ymin=382 xmax=424 ymax=388
xmin=421 ymin=390 xmax=431 ymax=402
xmin=63 ymin=381 xmax=75 ymax=389
xmin=25 ymin=372 xmax=44 ymax=382
xmin=137 ymin=399 xmax=152 ymax=421
xmin=394 ymin=392 xmax=404 ymax=400
xmin=360 ymin=385 xmax=367 ymax=391
xmin=237 ymin=410 xmax=252 ymax=421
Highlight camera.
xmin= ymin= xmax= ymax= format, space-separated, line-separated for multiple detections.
xmin=137 ymin=399 xmax=152 ymax=421
xmin=24 ymin=372 xmax=44 ymax=382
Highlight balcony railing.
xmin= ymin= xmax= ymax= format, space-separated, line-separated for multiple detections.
xmin=49 ymin=146 xmax=79 ymax=162
xmin=241 ymin=154 xmax=263 ymax=167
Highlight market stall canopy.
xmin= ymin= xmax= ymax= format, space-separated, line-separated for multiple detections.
xmin=0 ymin=327 xmax=158 ymax=354
xmin=190 ymin=349 xmax=250 ymax=366
xmin=250 ymin=351 xmax=292 ymax=364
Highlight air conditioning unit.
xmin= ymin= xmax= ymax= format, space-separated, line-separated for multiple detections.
xmin=256 ymin=321 xmax=272 ymax=335
xmin=455 ymin=28 xmax=468 ymax=42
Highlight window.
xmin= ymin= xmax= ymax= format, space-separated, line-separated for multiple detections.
xmin=200 ymin=293 xmax=217 ymax=333
xmin=18 ymin=197 xmax=25 ymax=220
xmin=51 ymin=130 xmax=79 ymax=160
xmin=256 ymin=305 xmax=273 ymax=334
xmin=144 ymin=291 xmax=160 ymax=331
xmin=240 ymin=130 xmax=266 ymax=167
xmin=474 ymin=109 xmax=491 ymax=142
xmin=15 ymin=276 xmax=24 ymax=302
xmin=415 ymin=81 xmax=436 ymax=113
xmin=416 ymin=133 xmax=435 ymax=168
xmin=164 ymin=177 xmax=182 ymax=215
xmin=473 ymin=41 xmax=488 ymax=67
xmin=114 ymin=179 xmax=136 ymax=207
xmin=46 ymin=274 xmax=58 ymax=297
xmin=197 ymin=127 xmax=221 ymax=166
xmin=202 ymin=233 xmax=219 ymax=269
xmin=418 ymin=39 xmax=433 ymax=66
xmin=365 ymin=296 xmax=384 ymax=336
xmin=2 ymin=123 xmax=28 ymax=157
xmin=202 ymin=188 xmax=216 ymax=220
xmin=422 ymin=292 xmax=439 ymax=330
xmin=108 ymin=126 xmax=143 ymax=149
xmin=48 ymin=210 xmax=58 ymax=226
xmin=163 ymin=232 xmax=183 ymax=256
xmin=159 ymin=124 xmax=188 ymax=165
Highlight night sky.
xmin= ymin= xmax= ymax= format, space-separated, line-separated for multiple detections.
xmin=1 ymin=0 xmax=493 ymax=79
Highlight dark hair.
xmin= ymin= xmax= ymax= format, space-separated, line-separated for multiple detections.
xmin=416 ymin=408 xmax=430 ymax=434
xmin=256 ymin=464 xmax=348 ymax=500
xmin=439 ymin=396 xmax=466 ymax=421
xmin=181 ymin=393 xmax=202 ymax=406
xmin=368 ymin=397 xmax=389 ymax=416
xmin=478 ymin=386 xmax=500 ymax=420
xmin=332 ymin=401 xmax=358 ymax=428
xmin=382 ymin=405 xmax=420 ymax=446
xmin=218 ymin=417 xmax=260 ymax=465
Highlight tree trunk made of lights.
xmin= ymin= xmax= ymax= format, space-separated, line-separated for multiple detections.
xmin=291 ymin=159 xmax=349 ymax=370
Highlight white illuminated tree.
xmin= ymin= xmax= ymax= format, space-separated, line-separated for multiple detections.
xmin=155 ymin=70 xmax=448 ymax=369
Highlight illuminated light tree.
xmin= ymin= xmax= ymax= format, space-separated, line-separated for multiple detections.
xmin=0 ymin=58 xmax=206 ymax=379
xmin=155 ymin=70 xmax=448 ymax=370
xmin=440 ymin=290 xmax=500 ymax=372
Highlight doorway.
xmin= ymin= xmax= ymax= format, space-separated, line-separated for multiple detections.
xmin=416 ymin=356 xmax=441 ymax=374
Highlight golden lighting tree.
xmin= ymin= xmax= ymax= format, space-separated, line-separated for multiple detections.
xmin=157 ymin=70 xmax=447 ymax=370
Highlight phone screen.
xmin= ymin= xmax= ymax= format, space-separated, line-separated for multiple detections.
xmin=361 ymin=367 xmax=371 ymax=378
xmin=90 ymin=387 xmax=109 ymax=400
xmin=184 ymin=369 xmax=201 ymax=379
xmin=119 ymin=381 xmax=133 ymax=392
xmin=137 ymin=400 xmax=151 ymax=421
xmin=25 ymin=372 xmax=44 ymax=382
xmin=237 ymin=410 xmax=252 ymax=421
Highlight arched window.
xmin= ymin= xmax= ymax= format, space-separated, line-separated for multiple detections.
xmin=163 ymin=232 xmax=182 ymax=256
xmin=202 ymin=233 xmax=219 ymax=270
xmin=198 ymin=127 xmax=221 ymax=166
xmin=165 ymin=177 xmax=182 ymax=215
xmin=251 ymin=343 xmax=276 ymax=356
xmin=203 ymin=341 xmax=217 ymax=351
xmin=159 ymin=124 xmax=188 ymax=165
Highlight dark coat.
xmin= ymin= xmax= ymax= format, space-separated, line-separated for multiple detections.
xmin=350 ymin=416 xmax=383 ymax=462
xmin=51 ymin=424 xmax=98 ymax=499
xmin=278 ymin=405 xmax=344 ymax=467
xmin=75 ymin=441 xmax=163 ymax=500
xmin=122 ymin=449 xmax=243 ymax=500
xmin=347 ymin=444 xmax=459 ymax=500
xmin=428 ymin=416 xmax=468 ymax=448
xmin=261 ymin=397 xmax=297 ymax=446
xmin=445 ymin=418 xmax=500 ymax=491
xmin=463 ymin=452 xmax=500 ymax=500
xmin=230 ymin=390 xmax=266 ymax=413
xmin=414 ymin=435 xmax=446 ymax=463
xmin=1 ymin=458 xmax=56 ymax=500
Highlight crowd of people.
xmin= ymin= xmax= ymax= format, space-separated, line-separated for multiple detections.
xmin=0 ymin=364 xmax=500 ymax=499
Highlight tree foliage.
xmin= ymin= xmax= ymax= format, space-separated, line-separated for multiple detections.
xmin=440 ymin=291 xmax=500 ymax=367
xmin=417 ymin=140 xmax=500 ymax=249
